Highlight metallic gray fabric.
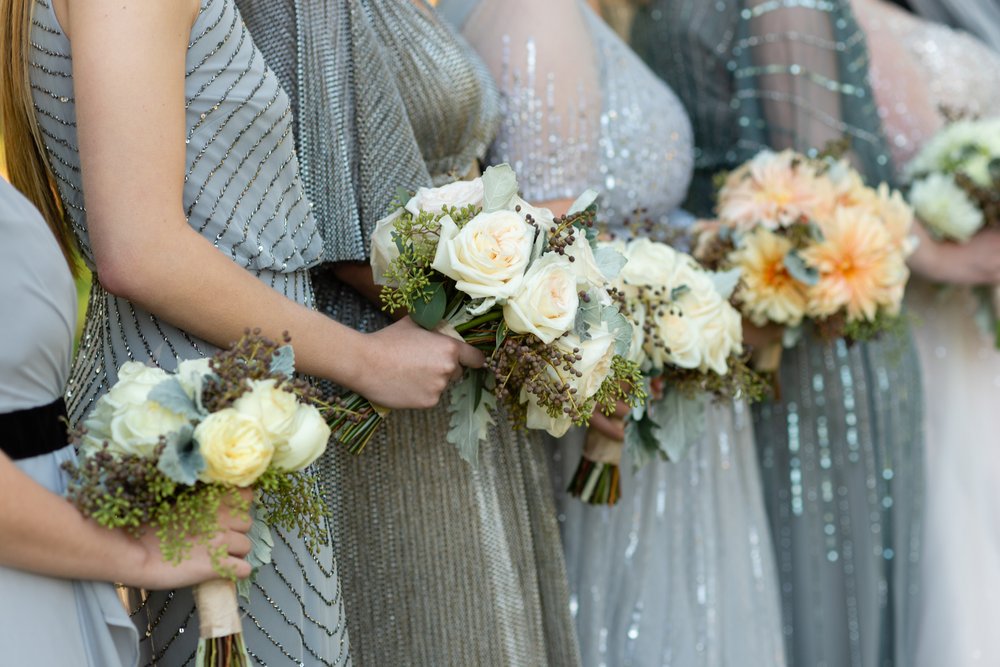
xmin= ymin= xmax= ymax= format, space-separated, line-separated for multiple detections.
xmin=238 ymin=2 xmax=581 ymax=665
xmin=632 ymin=2 xmax=925 ymax=666
xmin=910 ymin=0 xmax=1000 ymax=52
xmin=29 ymin=0 xmax=351 ymax=664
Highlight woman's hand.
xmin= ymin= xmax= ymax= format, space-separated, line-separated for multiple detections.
xmin=124 ymin=488 xmax=254 ymax=590
xmin=908 ymin=224 xmax=1000 ymax=286
xmin=354 ymin=317 xmax=486 ymax=410
xmin=590 ymin=401 xmax=631 ymax=441
xmin=742 ymin=319 xmax=784 ymax=349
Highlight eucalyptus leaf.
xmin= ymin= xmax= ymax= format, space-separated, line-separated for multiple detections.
xmin=567 ymin=188 xmax=600 ymax=216
xmin=482 ymin=164 xmax=519 ymax=212
xmin=156 ymin=424 xmax=202 ymax=485
xmin=646 ymin=391 xmax=705 ymax=465
xmin=270 ymin=345 xmax=295 ymax=379
xmin=710 ymin=268 xmax=742 ymax=301
xmin=410 ymin=282 xmax=448 ymax=330
xmin=784 ymin=250 xmax=820 ymax=286
xmin=446 ymin=370 xmax=497 ymax=467
xmin=593 ymin=246 xmax=627 ymax=281
xmin=148 ymin=378 xmax=201 ymax=420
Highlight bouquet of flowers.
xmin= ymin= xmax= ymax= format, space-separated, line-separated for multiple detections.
xmin=64 ymin=333 xmax=330 ymax=667
xmin=331 ymin=164 xmax=645 ymax=464
xmin=567 ymin=238 xmax=764 ymax=505
xmin=904 ymin=116 xmax=1000 ymax=345
xmin=695 ymin=148 xmax=915 ymax=368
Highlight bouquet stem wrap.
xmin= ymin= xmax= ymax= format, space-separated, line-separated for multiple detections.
xmin=194 ymin=580 xmax=249 ymax=666
xmin=568 ymin=427 xmax=625 ymax=506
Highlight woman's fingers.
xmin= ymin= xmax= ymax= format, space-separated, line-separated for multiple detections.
xmin=590 ymin=412 xmax=626 ymax=441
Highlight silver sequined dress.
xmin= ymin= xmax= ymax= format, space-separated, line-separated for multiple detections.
xmin=441 ymin=1 xmax=786 ymax=665
xmin=855 ymin=1 xmax=1000 ymax=664
xmin=29 ymin=0 xmax=351 ymax=664
xmin=235 ymin=1 xmax=581 ymax=665
xmin=632 ymin=2 xmax=925 ymax=666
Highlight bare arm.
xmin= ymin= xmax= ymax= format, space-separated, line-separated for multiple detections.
xmin=64 ymin=0 xmax=481 ymax=410
xmin=0 ymin=451 xmax=251 ymax=589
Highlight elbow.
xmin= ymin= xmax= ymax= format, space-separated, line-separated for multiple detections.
xmin=91 ymin=249 xmax=153 ymax=302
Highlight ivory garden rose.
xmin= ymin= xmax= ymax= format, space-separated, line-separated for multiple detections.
xmin=503 ymin=254 xmax=580 ymax=344
xmin=432 ymin=210 xmax=536 ymax=300
xmin=196 ymin=409 xmax=274 ymax=487
xmin=232 ymin=379 xmax=330 ymax=471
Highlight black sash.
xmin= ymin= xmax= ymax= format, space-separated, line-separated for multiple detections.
xmin=0 ymin=398 xmax=69 ymax=461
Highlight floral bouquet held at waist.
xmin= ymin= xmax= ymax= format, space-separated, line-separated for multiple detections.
xmin=904 ymin=115 xmax=1000 ymax=347
xmin=63 ymin=333 xmax=331 ymax=667
xmin=694 ymin=148 xmax=915 ymax=372
xmin=569 ymin=238 xmax=767 ymax=505
xmin=341 ymin=164 xmax=645 ymax=467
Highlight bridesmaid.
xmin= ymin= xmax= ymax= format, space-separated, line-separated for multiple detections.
xmin=235 ymin=1 xmax=582 ymax=665
xmin=441 ymin=1 xmax=787 ymax=665
xmin=3 ymin=0 xmax=483 ymax=663
xmin=631 ymin=2 xmax=925 ymax=666
xmin=0 ymin=178 xmax=253 ymax=666
xmin=852 ymin=1 xmax=1000 ymax=663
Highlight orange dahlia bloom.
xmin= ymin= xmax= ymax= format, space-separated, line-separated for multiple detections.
xmin=732 ymin=228 xmax=808 ymax=326
xmin=802 ymin=207 xmax=910 ymax=322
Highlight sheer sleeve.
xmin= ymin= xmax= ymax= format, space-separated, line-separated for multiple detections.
xmin=440 ymin=0 xmax=604 ymax=203
xmin=731 ymin=0 xmax=895 ymax=184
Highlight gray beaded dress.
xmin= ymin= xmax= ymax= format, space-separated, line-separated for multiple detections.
xmin=28 ymin=0 xmax=351 ymax=664
xmin=441 ymin=1 xmax=786 ymax=665
xmin=632 ymin=2 xmax=925 ymax=666
xmin=235 ymin=1 xmax=581 ymax=665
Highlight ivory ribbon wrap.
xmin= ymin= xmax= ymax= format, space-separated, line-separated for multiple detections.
xmin=194 ymin=579 xmax=243 ymax=639
xmin=584 ymin=427 xmax=625 ymax=465
xmin=751 ymin=341 xmax=783 ymax=374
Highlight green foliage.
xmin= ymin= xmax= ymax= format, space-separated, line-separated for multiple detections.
xmin=592 ymin=357 xmax=646 ymax=417
xmin=658 ymin=354 xmax=769 ymax=404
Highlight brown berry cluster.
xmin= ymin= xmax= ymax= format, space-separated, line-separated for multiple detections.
xmin=487 ymin=333 xmax=589 ymax=424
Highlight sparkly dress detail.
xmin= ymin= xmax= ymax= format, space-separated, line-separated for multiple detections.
xmin=235 ymin=1 xmax=581 ymax=665
xmin=29 ymin=0 xmax=351 ymax=663
xmin=632 ymin=2 xmax=925 ymax=666
xmin=441 ymin=1 xmax=786 ymax=665
xmin=854 ymin=1 xmax=1000 ymax=664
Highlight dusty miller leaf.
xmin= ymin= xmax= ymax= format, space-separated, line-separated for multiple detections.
xmin=148 ymin=378 xmax=201 ymax=420
xmin=710 ymin=268 xmax=742 ymax=300
xmin=238 ymin=509 xmax=275 ymax=602
xmin=593 ymin=246 xmax=627 ymax=281
xmin=482 ymin=164 xmax=519 ymax=212
xmin=567 ymin=188 xmax=599 ymax=215
xmin=156 ymin=423 xmax=202 ymax=485
xmin=784 ymin=250 xmax=819 ymax=286
xmin=270 ymin=345 xmax=295 ymax=379
xmin=446 ymin=370 xmax=497 ymax=467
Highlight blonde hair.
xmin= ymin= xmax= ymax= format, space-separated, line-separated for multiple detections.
xmin=1 ymin=0 xmax=80 ymax=274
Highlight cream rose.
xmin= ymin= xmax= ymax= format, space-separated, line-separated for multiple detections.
xmin=272 ymin=404 xmax=330 ymax=471
xmin=82 ymin=362 xmax=178 ymax=455
xmin=620 ymin=237 xmax=684 ymax=287
xmin=509 ymin=195 xmax=556 ymax=228
xmin=232 ymin=379 xmax=299 ymax=442
xmin=558 ymin=327 xmax=617 ymax=402
xmin=405 ymin=178 xmax=484 ymax=216
xmin=650 ymin=307 xmax=703 ymax=371
xmin=503 ymin=254 xmax=579 ymax=344
xmin=431 ymin=210 xmax=535 ymax=300
xmin=523 ymin=392 xmax=574 ymax=438
xmin=370 ymin=208 xmax=403 ymax=286
xmin=196 ymin=409 xmax=274 ymax=487
xmin=107 ymin=401 xmax=190 ymax=458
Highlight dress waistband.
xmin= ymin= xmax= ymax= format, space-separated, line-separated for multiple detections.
xmin=0 ymin=398 xmax=69 ymax=461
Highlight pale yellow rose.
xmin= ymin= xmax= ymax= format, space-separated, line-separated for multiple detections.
xmin=431 ymin=210 xmax=535 ymax=300
xmin=232 ymin=379 xmax=299 ymax=443
xmin=196 ymin=409 xmax=274 ymax=487
xmin=272 ymin=404 xmax=330 ymax=471
xmin=503 ymin=254 xmax=579 ymax=344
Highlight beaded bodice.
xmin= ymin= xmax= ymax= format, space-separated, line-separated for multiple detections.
xmin=632 ymin=0 xmax=895 ymax=214
xmin=854 ymin=0 xmax=1000 ymax=174
xmin=29 ymin=0 xmax=322 ymax=275
xmin=441 ymin=0 xmax=694 ymax=236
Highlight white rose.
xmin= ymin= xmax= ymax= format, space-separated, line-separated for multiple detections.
xmin=523 ymin=392 xmax=573 ymax=438
xmin=82 ymin=362 xmax=178 ymax=455
xmin=232 ymin=379 xmax=300 ymax=443
xmin=431 ymin=210 xmax=535 ymax=300
xmin=909 ymin=173 xmax=983 ymax=242
xmin=651 ymin=307 xmax=703 ymax=370
xmin=104 ymin=362 xmax=172 ymax=409
xmin=176 ymin=357 xmax=213 ymax=400
xmin=509 ymin=195 xmax=556 ymax=229
xmin=564 ymin=237 xmax=608 ymax=287
xmin=624 ymin=298 xmax=647 ymax=367
xmin=558 ymin=327 xmax=617 ymax=401
xmin=196 ymin=409 xmax=274 ymax=487
xmin=370 ymin=208 xmax=403 ymax=286
xmin=697 ymin=304 xmax=743 ymax=375
xmin=272 ymin=404 xmax=330 ymax=471
xmin=108 ymin=400 xmax=190 ymax=458
xmin=620 ymin=237 xmax=684 ymax=287
xmin=503 ymin=254 xmax=580 ymax=344
xmin=405 ymin=178 xmax=484 ymax=216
